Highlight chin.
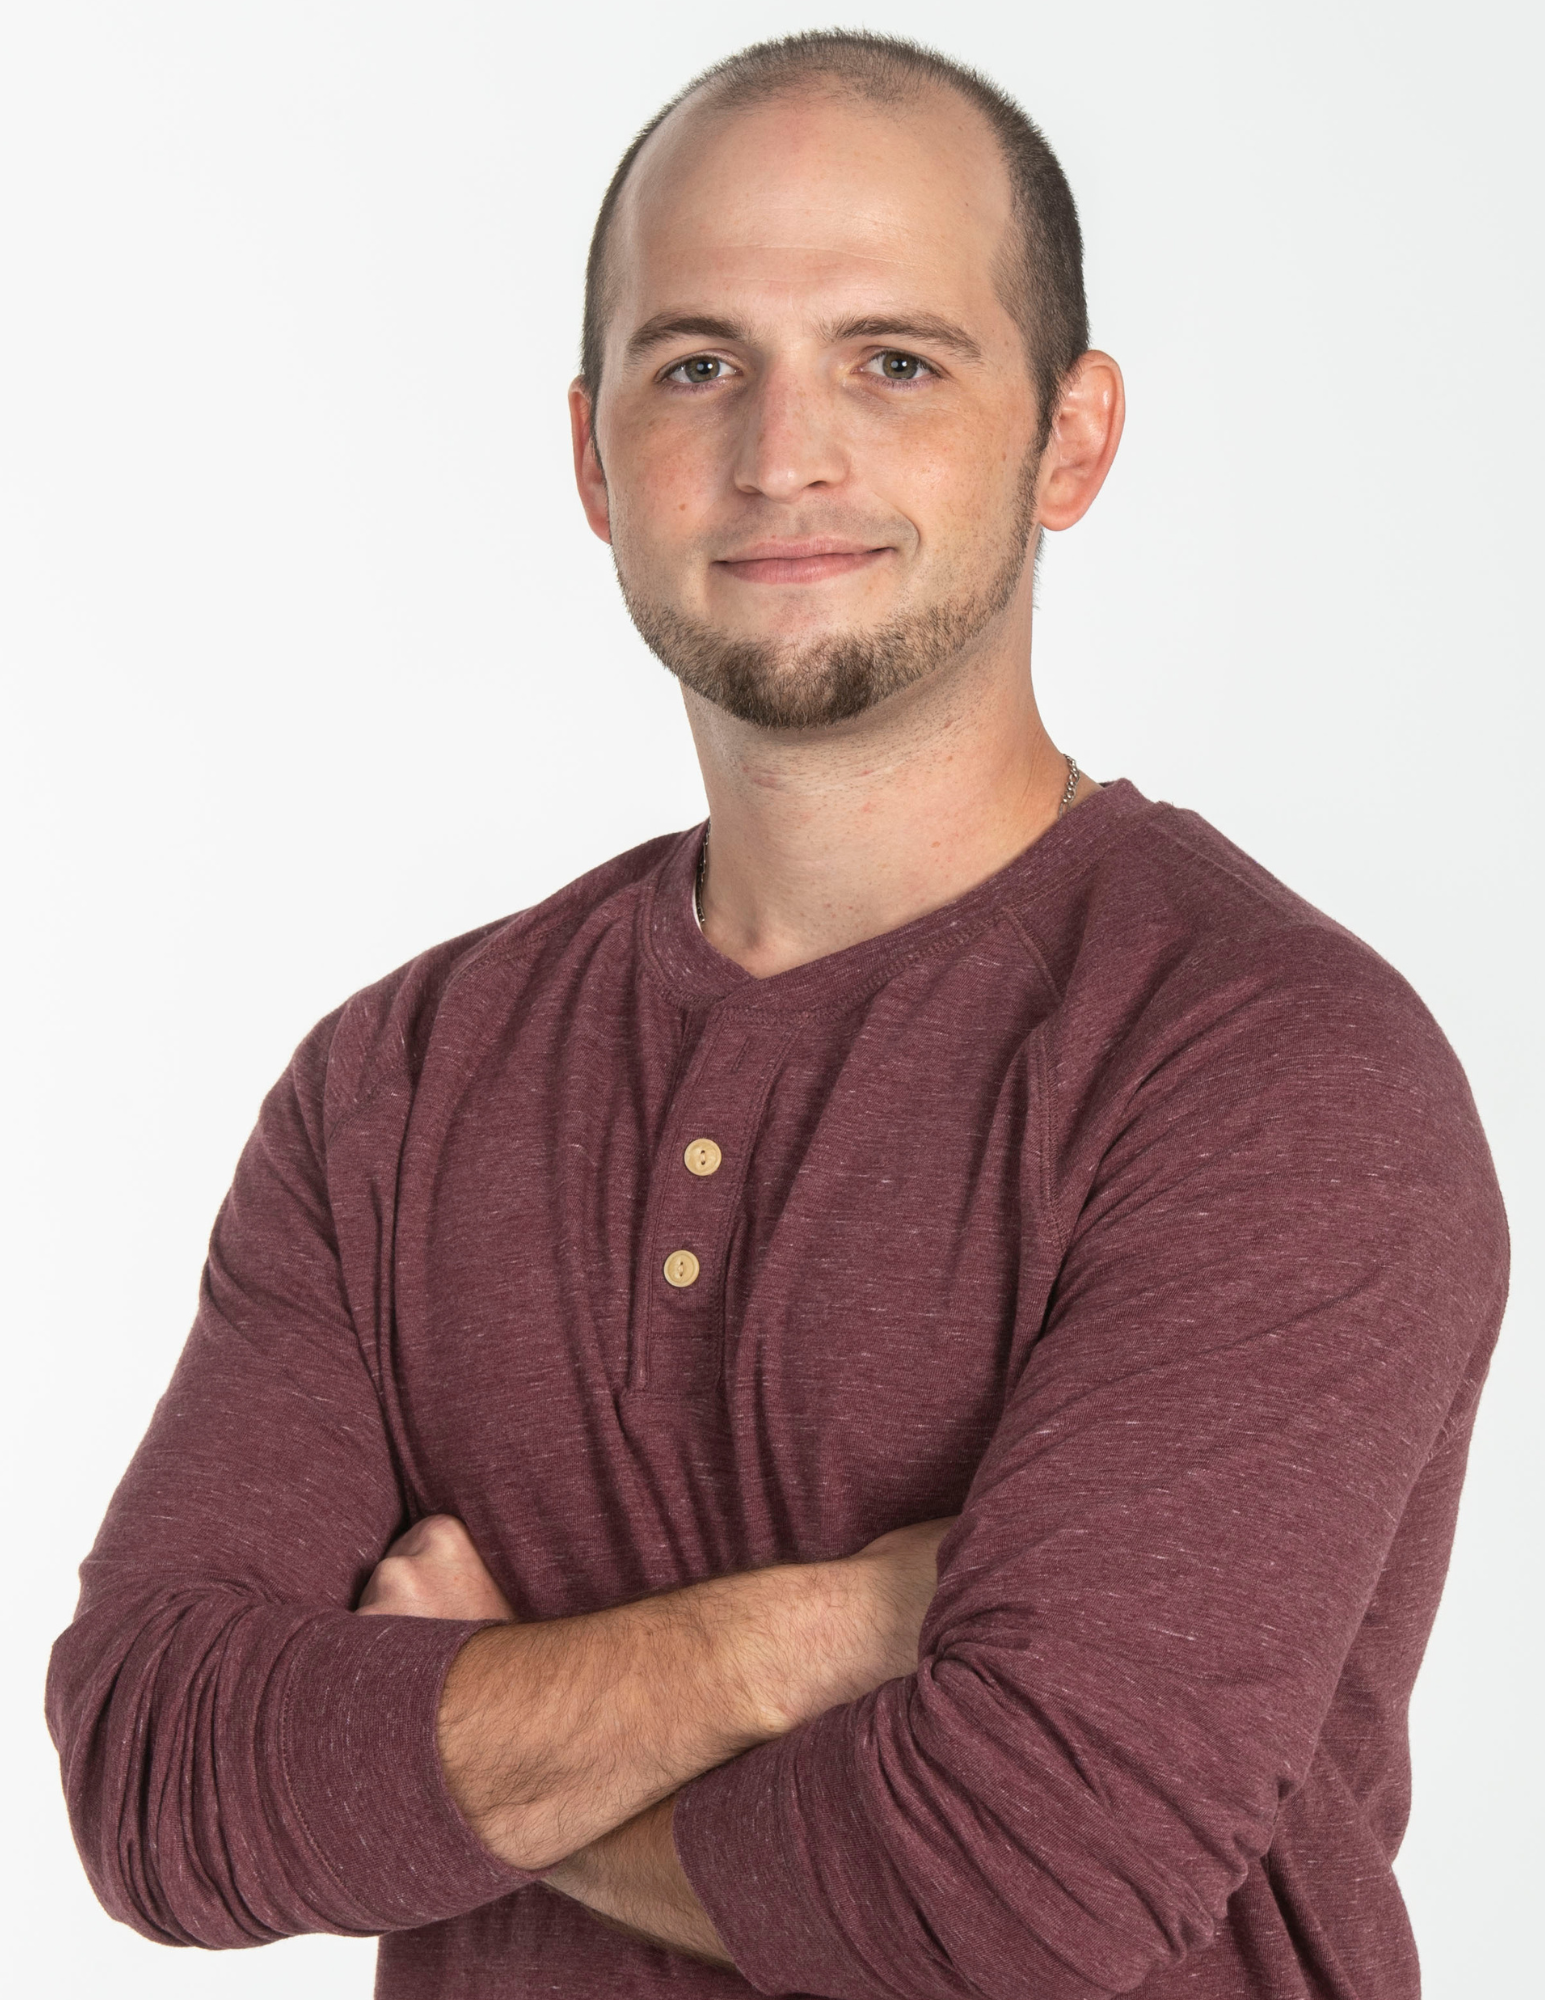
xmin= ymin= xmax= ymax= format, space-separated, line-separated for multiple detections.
xmin=617 ymin=533 xmax=1027 ymax=732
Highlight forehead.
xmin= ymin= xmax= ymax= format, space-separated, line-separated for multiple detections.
xmin=608 ymin=83 xmax=1016 ymax=332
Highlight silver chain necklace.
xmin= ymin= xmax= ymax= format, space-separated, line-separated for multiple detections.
xmin=694 ymin=753 xmax=1082 ymax=930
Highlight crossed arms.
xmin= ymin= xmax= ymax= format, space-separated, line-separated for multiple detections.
xmin=45 ymin=942 xmax=1507 ymax=1996
xmin=357 ymin=1510 xmax=951 ymax=1963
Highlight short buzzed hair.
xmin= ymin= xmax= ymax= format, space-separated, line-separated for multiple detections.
xmin=581 ymin=30 xmax=1089 ymax=444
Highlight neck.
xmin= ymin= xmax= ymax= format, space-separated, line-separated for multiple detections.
xmin=685 ymin=600 xmax=1085 ymax=979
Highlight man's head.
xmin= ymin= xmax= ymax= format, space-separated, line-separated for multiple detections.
xmin=582 ymin=34 xmax=1089 ymax=447
xmin=569 ymin=31 xmax=1120 ymax=732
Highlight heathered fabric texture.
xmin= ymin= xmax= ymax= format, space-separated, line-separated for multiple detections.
xmin=48 ymin=781 xmax=1507 ymax=1999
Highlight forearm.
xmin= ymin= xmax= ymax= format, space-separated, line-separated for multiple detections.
xmin=439 ymin=1554 xmax=873 ymax=1870
xmin=542 ymin=1796 xmax=732 ymax=1967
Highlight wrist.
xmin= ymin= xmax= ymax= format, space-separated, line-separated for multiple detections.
xmin=543 ymin=1798 xmax=733 ymax=1967
xmin=704 ymin=1557 xmax=869 ymax=1740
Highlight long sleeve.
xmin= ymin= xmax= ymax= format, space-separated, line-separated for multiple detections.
xmin=672 ymin=929 xmax=1509 ymax=1999
xmin=45 ymin=1002 xmax=525 ymax=1947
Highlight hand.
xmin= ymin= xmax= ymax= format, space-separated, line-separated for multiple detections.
xmin=357 ymin=1513 xmax=515 ymax=1622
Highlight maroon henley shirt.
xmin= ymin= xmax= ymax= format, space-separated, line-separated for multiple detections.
xmin=47 ymin=780 xmax=1508 ymax=1998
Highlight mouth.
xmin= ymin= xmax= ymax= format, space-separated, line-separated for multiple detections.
xmin=712 ymin=540 xmax=893 ymax=587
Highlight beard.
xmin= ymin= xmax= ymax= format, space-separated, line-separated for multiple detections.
xmin=613 ymin=450 xmax=1041 ymax=731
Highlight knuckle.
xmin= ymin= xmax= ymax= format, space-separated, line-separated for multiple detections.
xmin=419 ymin=1514 xmax=468 ymax=1556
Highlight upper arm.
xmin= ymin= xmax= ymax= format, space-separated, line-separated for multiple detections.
xmin=82 ymin=1010 xmax=404 ymax=1606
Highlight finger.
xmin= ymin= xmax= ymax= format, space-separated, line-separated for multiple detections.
xmin=357 ymin=1549 xmax=516 ymax=1622
xmin=357 ymin=1556 xmax=418 ymax=1615
xmin=385 ymin=1512 xmax=465 ymax=1561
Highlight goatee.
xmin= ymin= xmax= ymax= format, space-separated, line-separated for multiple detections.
xmin=614 ymin=454 xmax=1041 ymax=732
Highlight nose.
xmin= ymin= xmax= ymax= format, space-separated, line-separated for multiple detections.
xmin=733 ymin=361 xmax=849 ymax=501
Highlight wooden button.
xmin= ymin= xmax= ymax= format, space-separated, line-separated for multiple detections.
xmin=662 ymin=1249 xmax=701 ymax=1289
xmin=683 ymin=1138 xmax=723 ymax=1178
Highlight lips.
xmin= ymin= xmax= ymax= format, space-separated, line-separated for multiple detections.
xmin=713 ymin=543 xmax=891 ymax=586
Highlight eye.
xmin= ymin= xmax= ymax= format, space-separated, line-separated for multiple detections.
xmin=863 ymin=350 xmax=933 ymax=382
xmin=664 ymin=354 xmax=736 ymax=385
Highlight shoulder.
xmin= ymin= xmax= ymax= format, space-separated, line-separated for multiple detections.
xmin=1031 ymin=793 xmax=1500 ymax=1221
xmin=1026 ymin=797 xmax=1508 ymax=1393
xmin=1035 ymin=793 xmax=1447 ymax=1069
xmin=284 ymin=830 xmax=687 ymax=1145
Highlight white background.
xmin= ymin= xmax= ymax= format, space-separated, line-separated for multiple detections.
xmin=3 ymin=3 xmax=1539 ymax=1994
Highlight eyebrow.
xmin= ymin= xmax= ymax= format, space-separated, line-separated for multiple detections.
xmin=623 ymin=310 xmax=985 ymax=365
xmin=625 ymin=314 xmax=747 ymax=361
xmin=823 ymin=315 xmax=984 ymax=362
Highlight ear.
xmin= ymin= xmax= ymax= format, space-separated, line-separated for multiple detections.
xmin=568 ymin=377 xmax=612 ymax=544
xmin=1034 ymin=351 xmax=1125 ymax=533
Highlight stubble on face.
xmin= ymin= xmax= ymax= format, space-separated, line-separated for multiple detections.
xmin=613 ymin=444 xmax=1042 ymax=732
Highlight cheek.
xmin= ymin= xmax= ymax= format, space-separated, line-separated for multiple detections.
xmin=865 ymin=415 xmax=1020 ymax=550
xmin=607 ymin=409 xmax=721 ymax=552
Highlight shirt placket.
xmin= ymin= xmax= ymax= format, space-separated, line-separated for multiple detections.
xmin=629 ymin=1006 xmax=796 ymax=1399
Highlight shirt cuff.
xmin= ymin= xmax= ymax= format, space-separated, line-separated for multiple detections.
xmin=272 ymin=1610 xmax=531 ymax=1932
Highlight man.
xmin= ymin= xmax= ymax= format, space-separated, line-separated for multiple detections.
xmin=48 ymin=29 xmax=1507 ymax=2000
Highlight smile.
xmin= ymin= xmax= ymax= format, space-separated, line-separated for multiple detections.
xmin=713 ymin=544 xmax=892 ymax=586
